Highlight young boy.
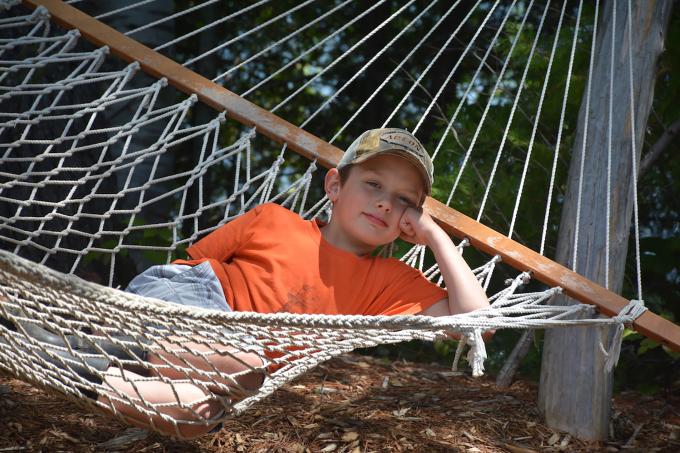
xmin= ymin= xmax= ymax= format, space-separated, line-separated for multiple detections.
xmin=14 ymin=128 xmax=489 ymax=438
xmin=153 ymin=128 xmax=488 ymax=318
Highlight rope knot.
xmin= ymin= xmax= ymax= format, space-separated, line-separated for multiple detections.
xmin=601 ymin=300 xmax=648 ymax=372
xmin=30 ymin=5 xmax=49 ymax=21
xmin=451 ymin=329 xmax=487 ymax=377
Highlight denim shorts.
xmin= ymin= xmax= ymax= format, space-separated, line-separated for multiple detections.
xmin=125 ymin=262 xmax=232 ymax=312
xmin=125 ymin=262 xmax=264 ymax=429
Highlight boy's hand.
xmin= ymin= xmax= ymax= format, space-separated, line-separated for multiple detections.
xmin=398 ymin=207 xmax=440 ymax=245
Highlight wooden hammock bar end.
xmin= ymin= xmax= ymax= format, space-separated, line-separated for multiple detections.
xmin=23 ymin=0 xmax=680 ymax=353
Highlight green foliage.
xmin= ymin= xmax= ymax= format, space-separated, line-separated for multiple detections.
xmin=615 ymin=330 xmax=680 ymax=394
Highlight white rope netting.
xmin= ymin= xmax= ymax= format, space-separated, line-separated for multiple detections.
xmin=0 ymin=247 xmax=645 ymax=436
xmin=0 ymin=1 xmax=649 ymax=437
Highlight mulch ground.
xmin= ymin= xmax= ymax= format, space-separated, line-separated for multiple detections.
xmin=1 ymin=354 xmax=679 ymax=453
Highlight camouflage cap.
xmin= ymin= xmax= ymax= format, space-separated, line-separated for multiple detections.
xmin=338 ymin=128 xmax=433 ymax=195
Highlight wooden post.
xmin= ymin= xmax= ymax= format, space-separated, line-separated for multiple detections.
xmin=539 ymin=0 xmax=672 ymax=440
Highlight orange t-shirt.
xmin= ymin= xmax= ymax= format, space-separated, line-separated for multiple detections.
xmin=173 ymin=203 xmax=447 ymax=316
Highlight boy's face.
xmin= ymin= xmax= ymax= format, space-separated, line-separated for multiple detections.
xmin=324 ymin=154 xmax=425 ymax=254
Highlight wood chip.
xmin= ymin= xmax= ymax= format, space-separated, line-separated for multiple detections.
xmin=341 ymin=431 xmax=359 ymax=442
xmin=49 ymin=429 xmax=80 ymax=444
xmin=462 ymin=430 xmax=476 ymax=441
xmin=315 ymin=386 xmax=337 ymax=394
xmin=392 ymin=407 xmax=411 ymax=417
xmin=438 ymin=371 xmax=463 ymax=378
xmin=559 ymin=434 xmax=571 ymax=448
xmin=97 ymin=428 xmax=149 ymax=449
xmin=390 ymin=378 xmax=405 ymax=387
xmin=503 ymin=444 xmax=539 ymax=453
xmin=316 ymin=432 xmax=334 ymax=440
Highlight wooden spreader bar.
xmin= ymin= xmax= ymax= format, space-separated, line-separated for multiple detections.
xmin=23 ymin=0 xmax=680 ymax=352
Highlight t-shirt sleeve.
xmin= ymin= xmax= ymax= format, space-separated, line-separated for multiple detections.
xmin=185 ymin=204 xmax=265 ymax=261
xmin=374 ymin=259 xmax=448 ymax=316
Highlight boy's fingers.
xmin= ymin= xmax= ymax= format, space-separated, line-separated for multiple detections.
xmin=399 ymin=217 xmax=413 ymax=234
xmin=401 ymin=224 xmax=412 ymax=236
xmin=399 ymin=213 xmax=410 ymax=227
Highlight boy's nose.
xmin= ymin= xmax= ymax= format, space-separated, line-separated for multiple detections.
xmin=376 ymin=198 xmax=391 ymax=212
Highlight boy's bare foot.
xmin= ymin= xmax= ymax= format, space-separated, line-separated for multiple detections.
xmin=100 ymin=367 xmax=225 ymax=439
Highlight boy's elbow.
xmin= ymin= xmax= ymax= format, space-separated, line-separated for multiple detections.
xmin=445 ymin=328 xmax=494 ymax=342
xmin=470 ymin=288 xmax=490 ymax=311
xmin=482 ymin=329 xmax=495 ymax=341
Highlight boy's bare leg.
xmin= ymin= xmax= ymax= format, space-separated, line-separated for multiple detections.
xmin=99 ymin=368 xmax=224 ymax=439
xmin=146 ymin=337 xmax=266 ymax=396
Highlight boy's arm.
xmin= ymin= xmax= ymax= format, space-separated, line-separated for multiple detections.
xmin=186 ymin=204 xmax=263 ymax=261
xmin=399 ymin=207 xmax=489 ymax=317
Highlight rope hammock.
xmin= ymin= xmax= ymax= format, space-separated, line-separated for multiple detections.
xmin=0 ymin=0 xmax=673 ymax=438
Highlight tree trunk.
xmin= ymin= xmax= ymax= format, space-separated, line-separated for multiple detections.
xmin=538 ymin=0 xmax=671 ymax=441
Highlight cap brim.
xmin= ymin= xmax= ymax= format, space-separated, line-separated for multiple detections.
xmin=353 ymin=150 xmax=432 ymax=196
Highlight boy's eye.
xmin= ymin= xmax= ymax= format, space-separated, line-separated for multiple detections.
xmin=398 ymin=196 xmax=414 ymax=206
xmin=366 ymin=181 xmax=380 ymax=188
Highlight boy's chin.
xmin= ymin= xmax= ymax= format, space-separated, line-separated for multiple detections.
xmin=354 ymin=229 xmax=401 ymax=251
xmin=356 ymin=238 xmax=393 ymax=253
xmin=373 ymin=235 xmax=401 ymax=248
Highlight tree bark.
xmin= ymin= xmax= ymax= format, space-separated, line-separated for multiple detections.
xmin=538 ymin=0 xmax=672 ymax=441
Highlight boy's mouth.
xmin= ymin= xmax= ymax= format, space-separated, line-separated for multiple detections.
xmin=363 ymin=212 xmax=388 ymax=227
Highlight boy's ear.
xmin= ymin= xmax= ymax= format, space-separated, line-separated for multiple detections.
xmin=324 ymin=168 xmax=341 ymax=202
